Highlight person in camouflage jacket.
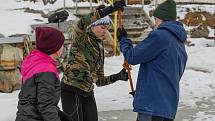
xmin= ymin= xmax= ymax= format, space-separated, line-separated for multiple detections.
xmin=61 ymin=1 xmax=128 ymax=121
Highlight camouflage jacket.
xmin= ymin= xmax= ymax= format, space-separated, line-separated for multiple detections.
xmin=62 ymin=10 xmax=114 ymax=92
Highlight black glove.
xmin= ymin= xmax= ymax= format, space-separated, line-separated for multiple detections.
xmin=98 ymin=0 xmax=126 ymax=18
xmin=117 ymin=26 xmax=127 ymax=41
xmin=110 ymin=68 xmax=128 ymax=82
xmin=59 ymin=110 xmax=72 ymax=121
xmin=96 ymin=5 xmax=106 ymax=10
xmin=112 ymin=0 xmax=126 ymax=12
xmin=129 ymin=91 xmax=135 ymax=97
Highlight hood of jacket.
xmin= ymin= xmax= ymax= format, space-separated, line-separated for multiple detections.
xmin=158 ymin=21 xmax=187 ymax=43
xmin=21 ymin=50 xmax=59 ymax=84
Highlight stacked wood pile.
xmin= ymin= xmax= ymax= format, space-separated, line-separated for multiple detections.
xmin=0 ymin=44 xmax=23 ymax=93
xmin=181 ymin=11 xmax=215 ymax=38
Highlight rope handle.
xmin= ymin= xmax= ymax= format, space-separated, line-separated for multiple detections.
xmin=117 ymin=9 xmax=135 ymax=93
xmin=123 ymin=60 xmax=134 ymax=92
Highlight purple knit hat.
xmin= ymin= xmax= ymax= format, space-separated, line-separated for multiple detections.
xmin=36 ymin=27 xmax=65 ymax=55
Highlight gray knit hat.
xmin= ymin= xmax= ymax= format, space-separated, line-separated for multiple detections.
xmin=91 ymin=16 xmax=112 ymax=27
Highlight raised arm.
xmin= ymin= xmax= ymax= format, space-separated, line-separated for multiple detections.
xmin=77 ymin=0 xmax=126 ymax=30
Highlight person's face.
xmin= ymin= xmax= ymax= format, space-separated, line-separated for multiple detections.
xmin=154 ymin=17 xmax=163 ymax=28
xmin=91 ymin=25 xmax=109 ymax=40
xmin=56 ymin=45 xmax=64 ymax=57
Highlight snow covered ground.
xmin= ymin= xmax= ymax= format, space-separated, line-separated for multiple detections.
xmin=1 ymin=39 xmax=215 ymax=121
xmin=0 ymin=0 xmax=215 ymax=121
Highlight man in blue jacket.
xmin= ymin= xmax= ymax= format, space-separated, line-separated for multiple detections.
xmin=117 ymin=0 xmax=188 ymax=121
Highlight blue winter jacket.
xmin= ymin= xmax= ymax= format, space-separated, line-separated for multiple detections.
xmin=119 ymin=21 xmax=188 ymax=119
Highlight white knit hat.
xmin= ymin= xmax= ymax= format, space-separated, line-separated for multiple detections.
xmin=91 ymin=16 xmax=112 ymax=27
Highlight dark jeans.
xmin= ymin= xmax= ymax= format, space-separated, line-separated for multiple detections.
xmin=61 ymin=88 xmax=98 ymax=121
xmin=137 ymin=113 xmax=174 ymax=121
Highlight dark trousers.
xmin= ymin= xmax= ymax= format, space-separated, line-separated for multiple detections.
xmin=137 ymin=113 xmax=174 ymax=121
xmin=61 ymin=89 xmax=98 ymax=121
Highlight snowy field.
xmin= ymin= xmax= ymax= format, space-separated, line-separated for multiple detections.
xmin=1 ymin=39 xmax=215 ymax=121
xmin=0 ymin=0 xmax=215 ymax=121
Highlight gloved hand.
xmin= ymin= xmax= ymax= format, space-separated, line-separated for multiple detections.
xmin=96 ymin=5 xmax=106 ymax=10
xmin=112 ymin=0 xmax=126 ymax=12
xmin=129 ymin=91 xmax=135 ymax=97
xmin=58 ymin=110 xmax=72 ymax=121
xmin=110 ymin=68 xmax=128 ymax=82
xmin=98 ymin=0 xmax=126 ymax=18
xmin=117 ymin=26 xmax=127 ymax=41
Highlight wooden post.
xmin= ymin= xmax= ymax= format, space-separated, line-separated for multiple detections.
xmin=75 ymin=0 xmax=78 ymax=14
xmin=142 ymin=0 xmax=144 ymax=9
xmin=90 ymin=0 xmax=93 ymax=11
xmin=63 ymin=0 xmax=66 ymax=11
xmin=155 ymin=0 xmax=158 ymax=8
